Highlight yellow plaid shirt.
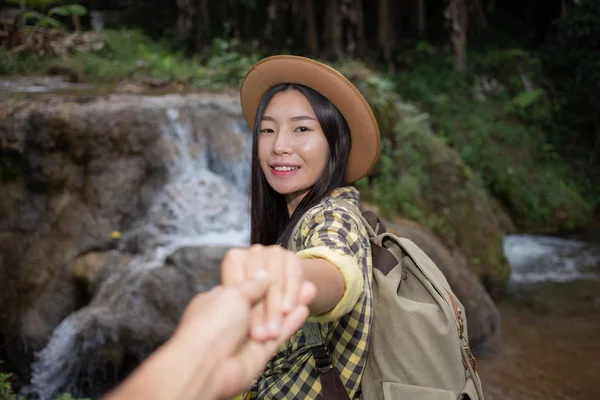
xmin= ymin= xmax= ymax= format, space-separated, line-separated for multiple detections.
xmin=244 ymin=186 xmax=373 ymax=399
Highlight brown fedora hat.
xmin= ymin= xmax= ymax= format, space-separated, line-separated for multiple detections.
xmin=240 ymin=55 xmax=380 ymax=183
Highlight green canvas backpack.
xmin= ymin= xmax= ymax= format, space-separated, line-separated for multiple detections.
xmin=289 ymin=199 xmax=485 ymax=400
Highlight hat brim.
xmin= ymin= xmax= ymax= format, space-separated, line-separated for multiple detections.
xmin=240 ymin=55 xmax=380 ymax=183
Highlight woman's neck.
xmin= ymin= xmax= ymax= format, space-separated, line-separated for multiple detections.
xmin=285 ymin=189 xmax=310 ymax=216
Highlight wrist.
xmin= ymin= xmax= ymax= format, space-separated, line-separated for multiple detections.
xmin=106 ymin=327 xmax=221 ymax=400
xmin=164 ymin=325 xmax=223 ymax=400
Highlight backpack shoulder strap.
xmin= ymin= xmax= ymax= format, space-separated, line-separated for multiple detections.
xmin=303 ymin=323 xmax=350 ymax=400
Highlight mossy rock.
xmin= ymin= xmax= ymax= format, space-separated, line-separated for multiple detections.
xmin=430 ymin=98 xmax=593 ymax=233
xmin=338 ymin=64 xmax=512 ymax=297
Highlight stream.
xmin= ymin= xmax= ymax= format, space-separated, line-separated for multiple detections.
xmin=477 ymin=234 xmax=600 ymax=400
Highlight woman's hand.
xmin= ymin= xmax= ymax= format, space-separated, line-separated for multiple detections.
xmin=221 ymin=244 xmax=305 ymax=341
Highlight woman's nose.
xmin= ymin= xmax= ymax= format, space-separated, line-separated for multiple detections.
xmin=272 ymin=131 xmax=292 ymax=155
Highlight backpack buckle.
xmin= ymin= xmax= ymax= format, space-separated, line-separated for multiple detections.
xmin=312 ymin=344 xmax=333 ymax=374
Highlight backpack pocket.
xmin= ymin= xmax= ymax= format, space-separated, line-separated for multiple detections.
xmin=382 ymin=382 xmax=456 ymax=400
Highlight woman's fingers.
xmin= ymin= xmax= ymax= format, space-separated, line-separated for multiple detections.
xmin=220 ymin=244 xmax=310 ymax=342
xmin=244 ymin=245 xmax=270 ymax=341
xmin=264 ymin=247 xmax=286 ymax=339
xmin=281 ymin=253 xmax=303 ymax=314
xmin=297 ymin=281 xmax=317 ymax=307
xmin=278 ymin=304 xmax=310 ymax=342
xmin=221 ymin=248 xmax=248 ymax=285
xmin=236 ymin=278 xmax=271 ymax=306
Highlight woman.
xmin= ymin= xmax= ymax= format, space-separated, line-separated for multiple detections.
xmin=222 ymin=55 xmax=380 ymax=400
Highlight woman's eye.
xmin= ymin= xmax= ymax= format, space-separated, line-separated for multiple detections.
xmin=295 ymin=126 xmax=310 ymax=132
xmin=259 ymin=128 xmax=274 ymax=134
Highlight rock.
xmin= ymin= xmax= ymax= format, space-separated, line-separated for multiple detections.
xmin=360 ymin=206 xmax=501 ymax=357
xmin=69 ymin=251 xmax=132 ymax=295
xmin=0 ymin=93 xmax=249 ymax=374
xmin=24 ymin=245 xmax=233 ymax=399
xmin=165 ymin=245 xmax=231 ymax=291
xmin=4 ymin=267 xmax=84 ymax=378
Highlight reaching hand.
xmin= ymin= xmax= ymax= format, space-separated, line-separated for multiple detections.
xmin=107 ymin=278 xmax=316 ymax=400
xmin=220 ymin=245 xmax=306 ymax=342
xmin=193 ymin=280 xmax=316 ymax=398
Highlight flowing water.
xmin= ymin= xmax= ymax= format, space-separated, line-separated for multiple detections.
xmin=477 ymin=235 xmax=600 ymax=400
xmin=21 ymin=103 xmax=253 ymax=400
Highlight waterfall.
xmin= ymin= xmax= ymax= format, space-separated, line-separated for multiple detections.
xmin=23 ymin=102 xmax=252 ymax=400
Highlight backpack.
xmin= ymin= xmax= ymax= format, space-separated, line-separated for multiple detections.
xmin=291 ymin=199 xmax=485 ymax=400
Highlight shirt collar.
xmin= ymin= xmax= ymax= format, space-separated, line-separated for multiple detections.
xmin=330 ymin=186 xmax=360 ymax=205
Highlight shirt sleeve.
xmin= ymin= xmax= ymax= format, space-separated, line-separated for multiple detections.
xmin=294 ymin=206 xmax=365 ymax=323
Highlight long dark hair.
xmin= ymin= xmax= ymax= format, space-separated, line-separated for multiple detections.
xmin=250 ymin=83 xmax=352 ymax=247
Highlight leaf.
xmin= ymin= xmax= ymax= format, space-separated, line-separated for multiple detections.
xmin=22 ymin=10 xmax=44 ymax=23
xmin=512 ymin=89 xmax=544 ymax=109
xmin=49 ymin=4 xmax=88 ymax=17
xmin=37 ymin=15 xmax=61 ymax=27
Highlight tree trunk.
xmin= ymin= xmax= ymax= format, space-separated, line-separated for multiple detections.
xmin=264 ymin=0 xmax=278 ymax=40
xmin=378 ymin=0 xmax=393 ymax=68
xmin=472 ymin=0 xmax=488 ymax=29
xmin=230 ymin=0 xmax=240 ymax=39
xmin=219 ymin=0 xmax=230 ymax=36
xmin=560 ymin=0 xmax=580 ymax=17
xmin=325 ymin=0 xmax=343 ymax=60
xmin=445 ymin=0 xmax=468 ymax=72
xmin=176 ymin=0 xmax=196 ymax=40
xmin=194 ymin=0 xmax=211 ymax=53
xmin=305 ymin=0 xmax=319 ymax=57
xmin=417 ymin=0 xmax=426 ymax=38
xmin=353 ymin=0 xmax=366 ymax=59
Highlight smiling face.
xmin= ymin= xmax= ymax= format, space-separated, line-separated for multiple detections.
xmin=258 ymin=89 xmax=330 ymax=215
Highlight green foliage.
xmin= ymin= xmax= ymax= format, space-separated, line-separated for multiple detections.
xmin=395 ymin=49 xmax=593 ymax=232
xmin=55 ymin=394 xmax=91 ymax=400
xmin=0 ymin=362 xmax=90 ymax=400
xmin=0 ymin=369 xmax=22 ymax=400
xmin=7 ymin=0 xmax=87 ymax=29
xmin=541 ymin=0 xmax=600 ymax=206
xmin=198 ymin=38 xmax=262 ymax=89
xmin=511 ymin=88 xmax=544 ymax=111
xmin=1 ymin=30 xmax=261 ymax=91
xmin=342 ymin=64 xmax=511 ymax=288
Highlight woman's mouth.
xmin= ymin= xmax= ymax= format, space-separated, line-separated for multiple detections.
xmin=270 ymin=165 xmax=300 ymax=177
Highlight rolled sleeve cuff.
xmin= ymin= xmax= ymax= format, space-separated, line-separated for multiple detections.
xmin=296 ymin=246 xmax=364 ymax=323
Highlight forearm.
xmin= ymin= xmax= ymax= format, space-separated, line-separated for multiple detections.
xmin=300 ymin=258 xmax=345 ymax=316
xmin=105 ymin=329 xmax=221 ymax=400
xmin=296 ymin=246 xmax=364 ymax=321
